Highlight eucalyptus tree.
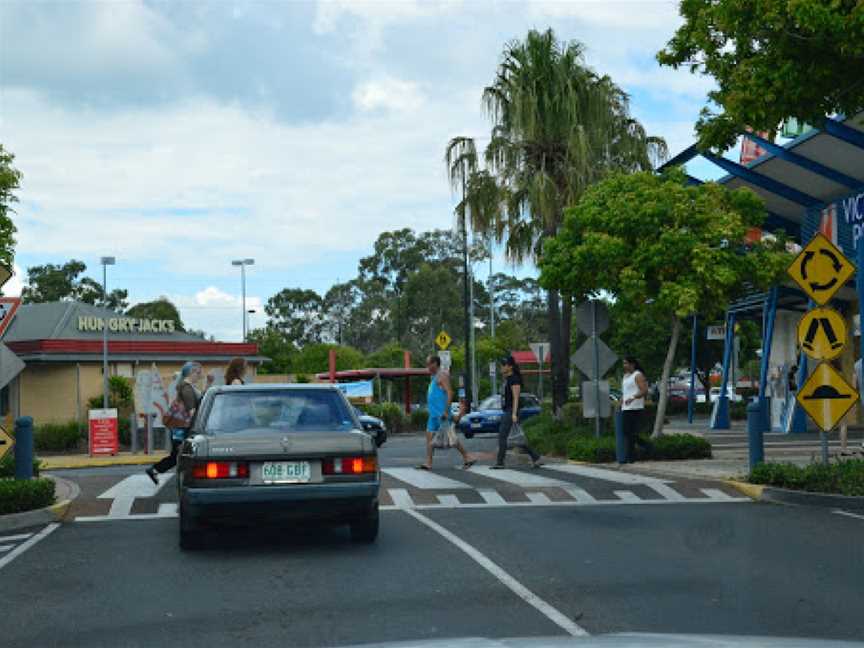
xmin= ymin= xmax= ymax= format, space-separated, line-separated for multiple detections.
xmin=446 ymin=28 xmax=666 ymax=413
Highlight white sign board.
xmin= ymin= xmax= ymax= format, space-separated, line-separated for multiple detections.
xmin=706 ymin=325 xmax=726 ymax=340
xmin=134 ymin=364 xmax=171 ymax=427
xmin=439 ymin=350 xmax=452 ymax=371
xmin=489 ymin=361 xmax=496 ymax=378
xmin=529 ymin=342 xmax=549 ymax=365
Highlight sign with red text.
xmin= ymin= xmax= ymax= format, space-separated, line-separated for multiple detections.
xmin=89 ymin=408 xmax=119 ymax=456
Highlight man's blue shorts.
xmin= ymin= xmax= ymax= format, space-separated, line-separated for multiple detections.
xmin=427 ymin=414 xmax=446 ymax=432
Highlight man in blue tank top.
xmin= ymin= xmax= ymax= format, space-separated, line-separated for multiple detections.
xmin=417 ymin=355 xmax=476 ymax=470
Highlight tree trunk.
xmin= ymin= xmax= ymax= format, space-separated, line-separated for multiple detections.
xmin=652 ymin=315 xmax=682 ymax=438
xmin=546 ymin=287 xmax=563 ymax=417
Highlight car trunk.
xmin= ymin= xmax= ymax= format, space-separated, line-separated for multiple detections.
xmin=201 ymin=428 xmax=373 ymax=461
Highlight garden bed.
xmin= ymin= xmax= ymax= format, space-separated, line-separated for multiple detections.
xmin=749 ymin=460 xmax=864 ymax=497
xmin=0 ymin=478 xmax=56 ymax=515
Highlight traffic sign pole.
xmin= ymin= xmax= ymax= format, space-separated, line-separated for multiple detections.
xmin=858 ymin=237 xmax=864 ymax=435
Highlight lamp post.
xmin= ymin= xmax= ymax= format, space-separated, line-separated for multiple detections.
xmin=100 ymin=256 xmax=116 ymax=409
xmin=246 ymin=308 xmax=256 ymax=338
xmin=231 ymin=259 xmax=254 ymax=342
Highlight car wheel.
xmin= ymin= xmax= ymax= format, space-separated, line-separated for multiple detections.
xmin=179 ymin=505 xmax=205 ymax=551
xmin=350 ymin=508 xmax=379 ymax=544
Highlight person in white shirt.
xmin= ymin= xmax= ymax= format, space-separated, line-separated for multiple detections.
xmin=621 ymin=356 xmax=650 ymax=463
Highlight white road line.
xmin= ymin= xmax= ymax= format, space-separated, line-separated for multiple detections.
xmin=387 ymin=488 xmax=415 ymax=509
xmin=526 ymin=492 xmax=552 ymax=505
xmin=0 ymin=533 xmax=32 ymax=542
xmin=613 ymin=491 xmax=642 ymax=502
xmin=542 ymin=463 xmax=672 ymax=485
xmin=381 ymin=467 xmax=472 ymax=489
xmin=402 ymin=507 xmax=589 ymax=637
xmin=0 ymin=523 xmax=59 ymax=572
xmin=478 ymin=489 xmax=507 ymax=505
xmin=436 ymin=494 xmax=460 ymax=506
xmin=76 ymin=512 xmax=180 ymax=522
xmin=379 ymin=497 xmax=750 ymax=511
xmin=98 ymin=473 xmax=175 ymax=518
xmin=469 ymin=466 xmax=569 ymax=488
xmin=0 ymin=545 xmax=13 ymax=553
xmin=561 ymin=486 xmax=596 ymax=503
xmin=700 ymin=488 xmax=735 ymax=501
xmin=644 ymin=483 xmax=686 ymax=502
xmin=833 ymin=510 xmax=864 ymax=521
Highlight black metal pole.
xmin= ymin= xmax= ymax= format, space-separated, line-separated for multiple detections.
xmin=461 ymin=178 xmax=472 ymax=411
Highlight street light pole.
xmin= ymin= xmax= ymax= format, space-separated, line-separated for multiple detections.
xmin=488 ymin=237 xmax=496 ymax=397
xmin=232 ymin=259 xmax=255 ymax=342
xmin=460 ymin=178 xmax=472 ymax=411
xmin=100 ymin=256 xmax=116 ymax=409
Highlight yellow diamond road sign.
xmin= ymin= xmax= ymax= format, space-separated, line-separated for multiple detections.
xmin=435 ymin=330 xmax=452 ymax=350
xmin=796 ymin=306 xmax=847 ymax=361
xmin=0 ymin=425 xmax=13 ymax=462
xmin=796 ymin=362 xmax=859 ymax=432
xmin=787 ymin=233 xmax=856 ymax=305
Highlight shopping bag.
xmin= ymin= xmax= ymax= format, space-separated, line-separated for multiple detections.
xmin=507 ymin=422 xmax=527 ymax=448
xmin=431 ymin=421 xmax=457 ymax=449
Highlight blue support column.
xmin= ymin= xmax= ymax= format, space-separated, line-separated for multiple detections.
xmin=711 ymin=311 xmax=736 ymax=430
xmin=857 ymin=238 xmax=864 ymax=402
xmin=789 ymin=300 xmax=813 ymax=434
xmin=688 ymin=314 xmax=698 ymax=424
xmin=758 ymin=287 xmax=779 ymax=432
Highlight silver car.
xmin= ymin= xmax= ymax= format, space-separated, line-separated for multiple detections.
xmin=177 ymin=384 xmax=380 ymax=549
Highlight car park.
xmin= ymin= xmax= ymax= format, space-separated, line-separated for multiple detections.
xmin=456 ymin=393 xmax=541 ymax=438
xmin=177 ymin=384 xmax=380 ymax=549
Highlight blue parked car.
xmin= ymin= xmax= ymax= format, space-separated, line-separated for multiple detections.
xmin=457 ymin=393 xmax=542 ymax=438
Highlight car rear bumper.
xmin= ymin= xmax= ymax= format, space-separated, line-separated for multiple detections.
xmin=182 ymin=481 xmax=380 ymax=523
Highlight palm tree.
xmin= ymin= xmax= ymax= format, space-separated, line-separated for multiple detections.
xmin=446 ymin=28 xmax=666 ymax=414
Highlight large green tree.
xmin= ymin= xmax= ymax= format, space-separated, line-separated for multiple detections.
xmin=540 ymin=167 xmax=789 ymax=435
xmin=22 ymin=259 xmax=128 ymax=310
xmin=446 ymin=28 xmax=667 ymax=415
xmin=126 ymin=297 xmax=184 ymax=331
xmin=0 ymin=145 xmax=20 ymax=274
xmin=264 ymin=287 xmax=324 ymax=348
xmin=657 ymin=0 xmax=864 ymax=150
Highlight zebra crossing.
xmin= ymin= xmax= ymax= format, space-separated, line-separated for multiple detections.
xmin=0 ymin=526 xmax=60 ymax=570
xmin=71 ymin=462 xmax=748 ymax=522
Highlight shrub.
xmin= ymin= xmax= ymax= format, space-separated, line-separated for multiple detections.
xmin=568 ymin=435 xmax=617 ymax=463
xmin=0 ymin=478 xmax=55 ymax=515
xmin=749 ymin=460 xmax=864 ymax=496
xmin=0 ymin=454 xmax=41 ymax=478
xmin=86 ymin=375 xmax=134 ymax=412
xmin=34 ymin=422 xmax=80 ymax=452
xmin=362 ymin=403 xmax=408 ymax=434
xmin=410 ymin=408 xmax=429 ymax=431
xmin=640 ymin=433 xmax=712 ymax=460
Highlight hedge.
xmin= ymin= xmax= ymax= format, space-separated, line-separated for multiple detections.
xmin=0 ymin=454 xmax=41 ymax=478
xmin=749 ymin=460 xmax=864 ymax=496
xmin=34 ymin=422 xmax=81 ymax=452
xmin=0 ymin=478 xmax=55 ymax=515
xmin=361 ymin=403 xmax=409 ymax=434
xmin=410 ymin=408 xmax=429 ymax=431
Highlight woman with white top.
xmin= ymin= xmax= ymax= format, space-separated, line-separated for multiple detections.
xmin=621 ymin=356 xmax=649 ymax=463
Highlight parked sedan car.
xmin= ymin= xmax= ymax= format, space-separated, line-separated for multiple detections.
xmin=177 ymin=384 xmax=380 ymax=549
xmin=353 ymin=407 xmax=387 ymax=447
xmin=456 ymin=394 xmax=542 ymax=438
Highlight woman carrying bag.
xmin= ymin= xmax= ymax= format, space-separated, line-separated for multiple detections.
xmin=492 ymin=356 xmax=543 ymax=469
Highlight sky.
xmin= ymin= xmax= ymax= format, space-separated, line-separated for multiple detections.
xmin=0 ymin=0 xmax=724 ymax=341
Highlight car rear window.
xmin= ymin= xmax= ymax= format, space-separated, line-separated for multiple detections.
xmin=203 ymin=390 xmax=356 ymax=434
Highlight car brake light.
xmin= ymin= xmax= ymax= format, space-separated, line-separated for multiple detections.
xmin=322 ymin=456 xmax=377 ymax=475
xmin=192 ymin=461 xmax=249 ymax=479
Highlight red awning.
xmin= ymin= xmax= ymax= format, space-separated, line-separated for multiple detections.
xmin=511 ymin=350 xmax=550 ymax=365
xmin=314 ymin=367 xmax=431 ymax=381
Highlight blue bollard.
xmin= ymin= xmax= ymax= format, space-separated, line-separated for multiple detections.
xmin=746 ymin=400 xmax=764 ymax=471
xmin=614 ymin=409 xmax=627 ymax=464
xmin=14 ymin=416 xmax=34 ymax=480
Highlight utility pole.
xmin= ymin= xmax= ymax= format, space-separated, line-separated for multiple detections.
xmin=100 ymin=256 xmax=115 ymax=409
xmin=231 ymin=258 xmax=255 ymax=342
xmin=461 ymin=177 xmax=473 ymax=411
xmin=469 ymin=262 xmax=478 ymax=406
xmin=488 ymin=238 xmax=496 ymax=397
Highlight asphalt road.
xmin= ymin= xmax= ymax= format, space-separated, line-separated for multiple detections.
xmin=3 ymin=434 xmax=863 ymax=647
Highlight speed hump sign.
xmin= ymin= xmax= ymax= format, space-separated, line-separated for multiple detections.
xmin=796 ymin=363 xmax=858 ymax=432
xmin=797 ymin=306 xmax=847 ymax=361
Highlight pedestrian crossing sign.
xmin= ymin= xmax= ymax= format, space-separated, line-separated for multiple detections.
xmin=795 ymin=362 xmax=859 ymax=432
xmin=796 ymin=306 xmax=847 ymax=361
xmin=435 ymin=330 xmax=451 ymax=350
xmin=0 ymin=425 xmax=13 ymax=462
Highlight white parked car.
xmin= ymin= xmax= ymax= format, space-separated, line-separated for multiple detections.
xmin=708 ymin=386 xmax=743 ymax=403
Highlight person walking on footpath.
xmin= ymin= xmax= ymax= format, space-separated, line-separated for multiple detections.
xmin=225 ymin=357 xmax=247 ymax=385
xmin=416 ymin=355 xmax=476 ymax=471
xmin=621 ymin=356 xmax=650 ymax=463
xmin=492 ymin=356 xmax=543 ymax=469
xmin=145 ymin=362 xmax=206 ymax=485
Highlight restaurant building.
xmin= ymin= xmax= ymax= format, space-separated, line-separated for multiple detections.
xmin=0 ymin=301 xmax=265 ymax=425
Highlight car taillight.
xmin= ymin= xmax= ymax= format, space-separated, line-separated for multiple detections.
xmin=322 ymin=456 xmax=377 ymax=475
xmin=192 ymin=461 xmax=249 ymax=479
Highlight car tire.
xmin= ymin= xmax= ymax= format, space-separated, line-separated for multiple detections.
xmin=350 ymin=508 xmax=379 ymax=544
xmin=179 ymin=505 xmax=205 ymax=551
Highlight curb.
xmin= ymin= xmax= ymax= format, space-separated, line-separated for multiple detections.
xmin=756 ymin=485 xmax=864 ymax=512
xmin=0 ymin=475 xmax=80 ymax=533
xmin=725 ymin=480 xmax=764 ymax=500
xmin=41 ymin=454 xmax=167 ymax=470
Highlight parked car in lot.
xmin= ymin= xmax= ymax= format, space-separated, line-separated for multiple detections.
xmin=708 ymin=386 xmax=743 ymax=403
xmin=456 ymin=393 xmax=542 ymax=438
xmin=353 ymin=407 xmax=387 ymax=447
xmin=177 ymin=384 xmax=380 ymax=549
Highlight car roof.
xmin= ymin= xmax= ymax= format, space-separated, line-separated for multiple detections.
xmin=208 ymin=383 xmax=341 ymax=394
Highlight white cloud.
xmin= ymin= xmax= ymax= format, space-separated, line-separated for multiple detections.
xmin=314 ymin=0 xmax=463 ymax=34
xmin=527 ymin=0 xmax=679 ymax=29
xmin=352 ymin=77 xmax=426 ymax=112
xmin=171 ymin=286 xmax=264 ymax=342
xmin=3 ymin=264 xmax=24 ymax=297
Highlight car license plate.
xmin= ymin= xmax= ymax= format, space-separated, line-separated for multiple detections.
xmin=471 ymin=422 xmax=482 ymax=430
xmin=262 ymin=461 xmax=311 ymax=484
